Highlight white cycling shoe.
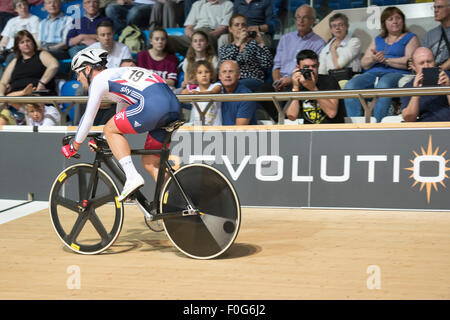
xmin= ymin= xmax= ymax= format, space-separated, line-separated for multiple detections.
xmin=118 ymin=175 xmax=145 ymax=202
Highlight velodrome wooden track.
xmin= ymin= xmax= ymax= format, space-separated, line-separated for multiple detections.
xmin=0 ymin=205 xmax=449 ymax=300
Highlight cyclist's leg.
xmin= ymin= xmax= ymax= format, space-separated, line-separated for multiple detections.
xmin=139 ymin=84 xmax=181 ymax=181
xmin=141 ymin=129 xmax=166 ymax=181
xmin=142 ymin=154 xmax=160 ymax=181
xmin=104 ymin=110 xmax=144 ymax=201
xmin=103 ymin=117 xmax=132 ymax=160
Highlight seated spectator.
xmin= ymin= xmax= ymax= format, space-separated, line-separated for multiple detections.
xmin=149 ymin=0 xmax=184 ymax=29
xmin=66 ymin=0 xmax=113 ymax=58
xmin=99 ymin=0 xmax=115 ymax=15
xmin=318 ymin=13 xmax=361 ymax=87
xmin=218 ymin=0 xmax=278 ymax=49
xmin=137 ymin=26 xmax=178 ymax=89
xmin=401 ymin=47 xmax=450 ymax=122
xmin=184 ymin=0 xmax=197 ymax=21
xmin=182 ymin=60 xmax=222 ymax=125
xmin=218 ymin=13 xmax=273 ymax=92
xmin=25 ymin=102 xmax=61 ymax=126
xmin=218 ymin=60 xmax=257 ymax=125
xmin=105 ymin=0 xmax=155 ymax=35
xmin=0 ymin=0 xmax=40 ymax=65
xmin=179 ymin=30 xmax=218 ymax=92
xmin=270 ymin=4 xmax=325 ymax=92
xmin=344 ymin=6 xmax=420 ymax=122
xmin=256 ymin=4 xmax=325 ymax=122
xmin=37 ymin=0 xmax=73 ymax=60
xmin=0 ymin=30 xmax=59 ymax=98
xmin=87 ymin=20 xmax=133 ymax=68
xmin=169 ymin=0 xmax=233 ymax=55
xmin=0 ymin=1 xmax=17 ymax=33
xmin=286 ymin=49 xmax=345 ymax=124
xmin=422 ymin=0 xmax=450 ymax=70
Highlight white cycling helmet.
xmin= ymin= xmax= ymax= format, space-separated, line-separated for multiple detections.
xmin=71 ymin=48 xmax=108 ymax=73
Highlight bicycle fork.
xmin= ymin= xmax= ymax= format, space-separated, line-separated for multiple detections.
xmin=77 ymin=160 xmax=101 ymax=213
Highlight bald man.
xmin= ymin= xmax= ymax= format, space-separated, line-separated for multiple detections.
xmin=401 ymin=47 xmax=450 ymax=121
xmin=218 ymin=60 xmax=258 ymax=125
xmin=256 ymin=4 xmax=326 ymax=122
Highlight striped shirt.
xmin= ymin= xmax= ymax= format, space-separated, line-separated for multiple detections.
xmin=273 ymin=30 xmax=326 ymax=78
xmin=38 ymin=12 xmax=73 ymax=46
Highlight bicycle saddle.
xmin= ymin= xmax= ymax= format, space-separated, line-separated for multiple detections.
xmin=162 ymin=120 xmax=185 ymax=132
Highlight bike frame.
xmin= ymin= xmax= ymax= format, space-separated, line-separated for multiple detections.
xmin=80 ymin=130 xmax=196 ymax=221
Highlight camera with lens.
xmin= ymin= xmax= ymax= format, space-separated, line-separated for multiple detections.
xmin=297 ymin=68 xmax=313 ymax=80
xmin=247 ymin=31 xmax=257 ymax=38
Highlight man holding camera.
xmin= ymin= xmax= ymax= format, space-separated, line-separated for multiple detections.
xmin=218 ymin=13 xmax=273 ymax=92
xmin=401 ymin=47 xmax=450 ymax=122
xmin=285 ymin=49 xmax=345 ymax=124
xmin=256 ymin=4 xmax=325 ymax=122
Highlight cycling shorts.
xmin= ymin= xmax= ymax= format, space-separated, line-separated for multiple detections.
xmin=114 ymin=83 xmax=180 ymax=149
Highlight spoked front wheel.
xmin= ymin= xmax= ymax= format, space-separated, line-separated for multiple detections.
xmin=49 ymin=163 xmax=124 ymax=254
xmin=160 ymin=164 xmax=241 ymax=259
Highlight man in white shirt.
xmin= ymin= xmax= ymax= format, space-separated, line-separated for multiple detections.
xmin=169 ymin=0 xmax=233 ymax=54
xmin=0 ymin=0 xmax=40 ymax=51
xmin=87 ymin=20 xmax=132 ymax=68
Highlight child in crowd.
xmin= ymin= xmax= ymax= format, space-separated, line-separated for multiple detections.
xmin=25 ymin=102 xmax=60 ymax=126
xmin=137 ymin=26 xmax=178 ymax=89
xmin=182 ymin=60 xmax=222 ymax=126
xmin=180 ymin=30 xmax=219 ymax=92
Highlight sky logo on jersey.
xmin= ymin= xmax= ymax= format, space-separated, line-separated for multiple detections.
xmin=115 ymin=111 xmax=125 ymax=121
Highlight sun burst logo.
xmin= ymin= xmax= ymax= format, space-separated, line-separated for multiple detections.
xmin=404 ymin=135 xmax=450 ymax=204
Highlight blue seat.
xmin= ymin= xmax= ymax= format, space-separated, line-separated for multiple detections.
xmin=142 ymin=29 xmax=150 ymax=46
xmin=60 ymin=80 xmax=82 ymax=122
xmin=166 ymin=28 xmax=185 ymax=36
xmin=62 ymin=0 xmax=85 ymax=17
xmin=175 ymin=52 xmax=184 ymax=63
xmin=29 ymin=3 xmax=47 ymax=19
xmin=287 ymin=0 xmax=308 ymax=12
xmin=351 ymin=0 xmax=365 ymax=8
xmin=58 ymin=58 xmax=73 ymax=75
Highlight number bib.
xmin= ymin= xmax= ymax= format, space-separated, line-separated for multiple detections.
xmin=121 ymin=67 xmax=166 ymax=91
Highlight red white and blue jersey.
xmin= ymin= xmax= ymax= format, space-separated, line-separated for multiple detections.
xmin=74 ymin=67 xmax=180 ymax=145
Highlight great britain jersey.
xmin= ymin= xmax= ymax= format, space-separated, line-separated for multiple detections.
xmin=74 ymin=67 xmax=180 ymax=145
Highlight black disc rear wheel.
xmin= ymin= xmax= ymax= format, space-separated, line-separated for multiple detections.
xmin=160 ymin=164 xmax=241 ymax=259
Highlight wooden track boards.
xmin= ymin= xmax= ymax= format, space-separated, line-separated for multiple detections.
xmin=0 ymin=206 xmax=449 ymax=299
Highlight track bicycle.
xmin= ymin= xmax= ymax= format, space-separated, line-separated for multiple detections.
xmin=48 ymin=120 xmax=241 ymax=259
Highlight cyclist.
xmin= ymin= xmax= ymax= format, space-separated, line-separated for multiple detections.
xmin=61 ymin=48 xmax=181 ymax=201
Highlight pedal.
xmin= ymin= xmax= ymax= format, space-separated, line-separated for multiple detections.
xmin=144 ymin=214 xmax=164 ymax=232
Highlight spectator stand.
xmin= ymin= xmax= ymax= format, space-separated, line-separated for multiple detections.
xmin=59 ymin=79 xmax=81 ymax=125
xmin=29 ymin=0 xmax=85 ymax=19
